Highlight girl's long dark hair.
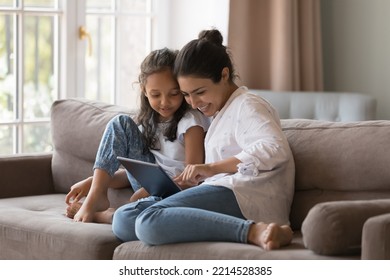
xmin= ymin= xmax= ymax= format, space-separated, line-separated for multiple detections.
xmin=136 ymin=48 xmax=189 ymax=152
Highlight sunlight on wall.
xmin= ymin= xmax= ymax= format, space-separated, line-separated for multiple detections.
xmin=154 ymin=0 xmax=230 ymax=50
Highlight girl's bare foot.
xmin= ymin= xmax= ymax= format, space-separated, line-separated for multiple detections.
xmin=66 ymin=202 xmax=114 ymax=224
xmin=129 ymin=187 xmax=150 ymax=202
xmin=73 ymin=193 xmax=110 ymax=223
xmin=66 ymin=202 xmax=82 ymax=219
xmin=248 ymin=222 xmax=293 ymax=250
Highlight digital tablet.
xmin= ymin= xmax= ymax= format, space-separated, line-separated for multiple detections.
xmin=117 ymin=156 xmax=181 ymax=198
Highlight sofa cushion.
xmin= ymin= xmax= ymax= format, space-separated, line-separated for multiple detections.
xmin=281 ymin=119 xmax=390 ymax=229
xmin=0 ymin=194 xmax=121 ymax=259
xmin=362 ymin=213 xmax=390 ymax=260
xmin=301 ymin=199 xmax=390 ymax=256
xmin=51 ymin=98 xmax=135 ymax=194
xmin=113 ymin=232 xmax=358 ymax=260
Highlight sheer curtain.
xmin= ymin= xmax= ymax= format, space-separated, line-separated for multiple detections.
xmin=228 ymin=0 xmax=323 ymax=91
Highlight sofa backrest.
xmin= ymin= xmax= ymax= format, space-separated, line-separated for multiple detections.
xmin=51 ymin=98 xmax=135 ymax=196
xmin=252 ymin=90 xmax=377 ymax=121
xmin=283 ymin=119 xmax=390 ymax=229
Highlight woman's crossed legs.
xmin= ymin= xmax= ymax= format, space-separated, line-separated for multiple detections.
xmin=112 ymin=185 xmax=293 ymax=250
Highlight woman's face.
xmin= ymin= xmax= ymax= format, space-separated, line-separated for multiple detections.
xmin=144 ymin=69 xmax=183 ymax=122
xmin=178 ymin=69 xmax=230 ymax=117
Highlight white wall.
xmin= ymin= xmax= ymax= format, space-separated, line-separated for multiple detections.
xmin=153 ymin=0 xmax=230 ymax=50
xmin=151 ymin=0 xmax=390 ymax=119
xmin=321 ymin=0 xmax=390 ymax=120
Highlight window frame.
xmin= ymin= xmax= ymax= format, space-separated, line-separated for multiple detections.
xmin=0 ymin=1 xmax=63 ymax=154
xmin=0 ymin=0 xmax=155 ymax=155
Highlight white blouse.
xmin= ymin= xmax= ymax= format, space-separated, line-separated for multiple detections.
xmin=202 ymin=86 xmax=295 ymax=225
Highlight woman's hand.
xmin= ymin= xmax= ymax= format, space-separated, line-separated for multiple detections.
xmin=174 ymin=178 xmax=197 ymax=190
xmin=175 ymin=157 xmax=242 ymax=187
xmin=174 ymin=164 xmax=213 ymax=187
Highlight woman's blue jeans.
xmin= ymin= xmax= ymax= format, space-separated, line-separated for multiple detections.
xmin=112 ymin=185 xmax=254 ymax=245
xmin=93 ymin=114 xmax=155 ymax=191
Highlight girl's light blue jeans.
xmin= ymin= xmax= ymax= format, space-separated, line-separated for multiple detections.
xmin=112 ymin=185 xmax=254 ymax=245
xmin=93 ymin=114 xmax=155 ymax=191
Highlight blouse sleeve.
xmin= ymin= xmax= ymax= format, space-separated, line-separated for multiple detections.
xmin=234 ymin=96 xmax=290 ymax=172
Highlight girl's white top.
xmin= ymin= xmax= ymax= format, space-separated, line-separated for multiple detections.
xmin=202 ymin=86 xmax=295 ymax=225
xmin=150 ymin=109 xmax=210 ymax=177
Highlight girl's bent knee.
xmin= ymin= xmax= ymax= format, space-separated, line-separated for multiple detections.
xmin=108 ymin=114 xmax=136 ymax=132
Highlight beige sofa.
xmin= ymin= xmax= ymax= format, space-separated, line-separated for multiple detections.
xmin=1 ymin=93 xmax=389 ymax=260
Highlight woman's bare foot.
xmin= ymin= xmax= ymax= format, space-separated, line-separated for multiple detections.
xmin=248 ymin=222 xmax=293 ymax=250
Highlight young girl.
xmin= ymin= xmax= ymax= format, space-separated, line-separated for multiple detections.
xmin=112 ymin=30 xmax=295 ymax=250
xmin=65 ymin=48 xmax=210 ymax=223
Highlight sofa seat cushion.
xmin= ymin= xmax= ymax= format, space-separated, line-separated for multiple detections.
xmin=302 ymin=199 xmax=390 ymax=256
xmin=0 ymin=194 xmax=121 ymax=259
xmin=113 ymin=232 xmax=358 ymax=260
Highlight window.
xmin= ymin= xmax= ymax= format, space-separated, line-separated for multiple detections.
xmin=0 ymin=0 xmax=61 ymax=155
xmin=82 ymin=0 xmax=153 ymax=106
xmin=0 ymin=0 xmax=153 ymax=155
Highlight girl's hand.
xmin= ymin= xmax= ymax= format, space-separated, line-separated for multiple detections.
xmin=65 ymin=177 xmax=92 ymax=205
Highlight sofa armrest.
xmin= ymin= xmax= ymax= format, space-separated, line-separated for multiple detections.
xmin=302 ymin=199 xmax=390 ymax=256
xmin=0 ymin=153 xmax=55 ymax=198
xmin=362 ymin=213 xmax=390 ymax=259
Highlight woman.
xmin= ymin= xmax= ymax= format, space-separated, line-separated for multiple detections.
xmin=112 ymin=30 xmax=295 ymax=250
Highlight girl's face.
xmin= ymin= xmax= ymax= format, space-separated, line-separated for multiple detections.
xmin=178 ymin=68 xmax=231 ymax=117
xmin=144 ymin=69 xmax=183 ymax=122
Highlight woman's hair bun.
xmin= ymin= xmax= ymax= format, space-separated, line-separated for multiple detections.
xmin=198 ymin=29 xmax=223 ymax=46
